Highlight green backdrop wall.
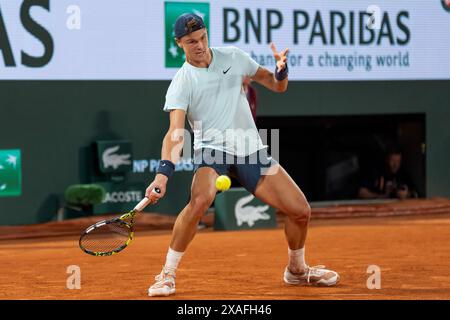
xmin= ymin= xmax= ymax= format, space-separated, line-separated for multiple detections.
xmin=0 ymin=80 xmax=449 ymax=225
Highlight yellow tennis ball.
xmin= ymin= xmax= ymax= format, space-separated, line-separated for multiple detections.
xmin=215 ymin=175 xmax=231 ymax=191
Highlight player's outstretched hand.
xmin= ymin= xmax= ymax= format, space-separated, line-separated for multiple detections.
xmin=270 ymin=42 xmax=289 ymax=73
xmin=145 ymin=175 xmax=167 ymax=204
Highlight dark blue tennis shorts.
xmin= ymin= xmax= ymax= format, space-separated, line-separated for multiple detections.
xmin=193 ymin=147 xmax=278 ymax=194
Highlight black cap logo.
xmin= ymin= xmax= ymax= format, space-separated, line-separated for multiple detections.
xmin=186 ymin=18 xmax=198 ymax=33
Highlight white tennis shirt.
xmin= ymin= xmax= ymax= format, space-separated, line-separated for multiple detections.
xmin=163 ymin=46 xmax=268 ymax=157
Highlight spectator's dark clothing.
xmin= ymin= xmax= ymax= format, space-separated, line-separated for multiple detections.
xmin=361 ymin=169 xmax=415 ymax=198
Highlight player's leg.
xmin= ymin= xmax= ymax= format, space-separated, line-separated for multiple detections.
xmin=252 ymin=163 xmax=340 ymax=286
xmin=170 ymin=166 xmax=218 ymax=251
xmin=253 ymin=164 xmax=311 ymax=264
xmin=148 ymin=166 xmax=218 ymax=297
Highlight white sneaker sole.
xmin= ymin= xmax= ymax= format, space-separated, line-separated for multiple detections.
xmin=148 ymin=287 xmax=176 ymax=297
xmin=284 ymin=272 xmax=340 ymax=287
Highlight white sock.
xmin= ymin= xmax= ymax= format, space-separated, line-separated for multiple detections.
xmin=164 ymin=247 xmax=184 ymax=274
xmin=288 ymin=247 xmax=307 ymax=273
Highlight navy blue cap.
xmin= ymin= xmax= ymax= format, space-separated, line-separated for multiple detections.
xmin=174 ymin=13 xmax=205 ymax=39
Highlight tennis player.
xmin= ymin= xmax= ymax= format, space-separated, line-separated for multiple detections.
xmin=146 ymin=13 xmax=339 ymax=297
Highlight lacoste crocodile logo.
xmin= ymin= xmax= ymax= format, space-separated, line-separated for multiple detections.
xmin=102 ymin=146 xmax=131 ymax=170
xmin=234 ymin=194 xmax=270 ymax=227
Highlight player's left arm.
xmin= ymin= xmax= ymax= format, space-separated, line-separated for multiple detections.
xmin=251 ymin=43 xmax=289 ymax=93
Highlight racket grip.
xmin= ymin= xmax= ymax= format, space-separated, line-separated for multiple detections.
xmin=134 ymin=197 xmax=150 ymax=212
xmin=134 ymin=188 xmax=161 ymax=212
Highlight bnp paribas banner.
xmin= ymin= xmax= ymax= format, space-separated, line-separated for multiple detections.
xmin=1 ymin=0 xmax=450 ymax=80
xmin=0 ymin=150 xmax=21 ymax=197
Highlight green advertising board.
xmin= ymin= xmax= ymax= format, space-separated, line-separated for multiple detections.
xmin=165 ymin=2 xmax=210 ymax=68
xmin=93 ymin=181 xmax=146 ymax=214
xmin=0 ymin=149 xmax=22 ymax=197
xmin=214 ymin=188 xmax=277 ymax=231
xmin=96 ymin=140 xmax=133 ymax=174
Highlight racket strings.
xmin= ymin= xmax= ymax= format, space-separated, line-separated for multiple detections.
xmin=80 ymin=222 xmax=131 ymax=253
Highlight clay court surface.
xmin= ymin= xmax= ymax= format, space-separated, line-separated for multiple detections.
xmin=1 ymin=206 xmax=450 ymax=300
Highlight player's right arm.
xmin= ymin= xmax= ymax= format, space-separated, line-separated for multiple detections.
xmin=251 ymin=43 xmax=289 ymax=93
xmin=145 ymin=109 xmax=186 ymax=203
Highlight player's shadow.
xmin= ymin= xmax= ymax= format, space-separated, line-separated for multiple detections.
xmin=36 ymin=194 xmax=60 ymax=223
xmin=78 ymin=110 xmax=121 ymax=183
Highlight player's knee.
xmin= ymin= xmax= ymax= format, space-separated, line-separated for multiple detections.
xmin=188 ymin=195 xmax=213 ymax=219
xmin=287 ymin=202 xmax=311 ymax=224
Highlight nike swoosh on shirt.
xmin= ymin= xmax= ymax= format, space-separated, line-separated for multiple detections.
xmin=223 ymin=66 xmax=231 ymax=74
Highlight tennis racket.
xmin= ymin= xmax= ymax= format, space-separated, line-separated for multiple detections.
xmin=79 ymin=188 xmax=161 ymax=256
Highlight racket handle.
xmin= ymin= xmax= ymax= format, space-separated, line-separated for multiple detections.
xmin=134 ymin=188 xmax=161 ymax=212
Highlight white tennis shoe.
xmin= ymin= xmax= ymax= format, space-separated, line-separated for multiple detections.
xmin=148 ymin=267 xmax=176 ymax=297
xmin=284 ymin=265 xmax=340 ymax=287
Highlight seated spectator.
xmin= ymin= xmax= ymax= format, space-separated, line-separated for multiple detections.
xmin=358 ymin=148 xmax=417 ymax=200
